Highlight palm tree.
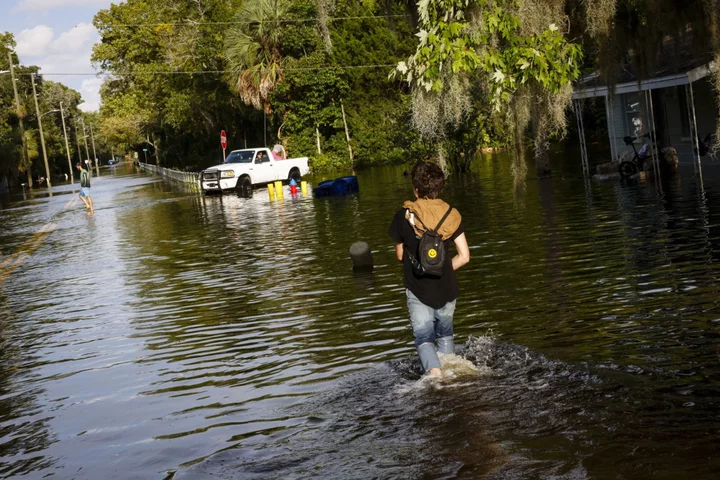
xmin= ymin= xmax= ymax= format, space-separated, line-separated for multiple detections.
xmin=224 ymin=0 xmax=290 ymax=113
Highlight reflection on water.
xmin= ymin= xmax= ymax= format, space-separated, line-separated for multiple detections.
xmin=2 ymin=159 xmax=720 ymax=478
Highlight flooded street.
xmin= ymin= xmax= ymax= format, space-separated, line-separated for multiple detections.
xmin=2 ymin=158 xmax=720 ymax=479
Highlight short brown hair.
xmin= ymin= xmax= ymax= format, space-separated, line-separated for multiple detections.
xmin=411 ymin=162 xmax=445 ymax=199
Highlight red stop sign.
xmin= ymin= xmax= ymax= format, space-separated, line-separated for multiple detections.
xmin=220 ymin=130 xmax=227 ymax=150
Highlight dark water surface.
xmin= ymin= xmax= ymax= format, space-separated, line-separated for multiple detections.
xmin=2 ymin=158 xmax=720 ymax=479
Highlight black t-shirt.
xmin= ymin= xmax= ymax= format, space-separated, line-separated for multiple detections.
xmin=388 ymin=208 xmax=465 ymax=309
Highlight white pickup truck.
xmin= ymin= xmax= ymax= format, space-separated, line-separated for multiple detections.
xmin=199 ymin=146 xmax=309 ymax=195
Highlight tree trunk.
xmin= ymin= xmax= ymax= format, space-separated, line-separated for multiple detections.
xmin=317 ymin=0 xmax=333 ymax=53
xmin=532 ymin=99 xmax=552 ymax=177
xmin=535 ymin=148 xmax=551 ymax=176
xmin=152 ymin=134 xmax=160 ymax=166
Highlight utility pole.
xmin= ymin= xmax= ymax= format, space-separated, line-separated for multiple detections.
xmin=8 ymin=51 xmax=32 ymax=188
xmin=60 ymin=101 xmax=73 ymax=183
xmin=31 ymin=74 xmax=51 ymax=187
xmin=80 ymin=117 xmax=91 ymax=166
xmin=89 ymin=124 xmax=99 ymax=176
xmin=263 ymin=110 xmax=267 ymax=146
xmin=74 ymin=120 xmax=82 ymax=165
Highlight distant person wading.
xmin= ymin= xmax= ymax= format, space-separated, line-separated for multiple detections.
xmin=76 ymin=162 xmax=94 ymax=213
xmin=389 ymin=162 xmax=470 ymax=377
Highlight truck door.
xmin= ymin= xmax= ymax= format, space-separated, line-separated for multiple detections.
xmin=253 ymin=151 xmax=276 ymax=183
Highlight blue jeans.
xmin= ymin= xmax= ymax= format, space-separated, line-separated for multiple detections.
xmin=406 ymin=289 xmax=456 ymax=373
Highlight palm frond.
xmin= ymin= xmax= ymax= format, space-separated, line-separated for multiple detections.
xmin=224 ymin=0 xmax=291 ymax=112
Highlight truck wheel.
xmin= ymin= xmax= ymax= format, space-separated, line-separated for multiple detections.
xmin=289 ymin=169 xmax=301 ymax=183
xmin=236 ymin=176 xmax=252 ymax=198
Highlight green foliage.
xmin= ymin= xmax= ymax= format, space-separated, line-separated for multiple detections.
xmin=397 ymin=0 xmax=582 ymax=110
xmin=395 ymin=0 xmax=483 ymax=92
xmin=309 ymin=151 xmax=351 ymax=173
xmin=4 ymin=0 xmax=720 ymax=182
xmin=0 ymin=34 xmax=21 ymax=176
xmin=94 ymin=0 xmax=254 ymax=169
xmin=0 ymin=33 xmax=86 ymax=181
xmin=224 ymin=0 xmax=291 ymax=112
xmin=272 ymin=50 xmax=349 ymax=156
xmin=486 ymin=23 xmax=582 ymax=111
xmin=263 ymin=0 xmax=420 ymax=168
xmin=394 ymin=0 xmax=583 ymax=174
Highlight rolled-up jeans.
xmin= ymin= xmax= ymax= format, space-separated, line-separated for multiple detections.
xmin=406 ymin=289 xmax=456 ymax=373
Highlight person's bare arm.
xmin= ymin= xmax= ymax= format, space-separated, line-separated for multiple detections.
xmin=395 ymin=243 xmax=404 ymax=262
xmin=452 ymin=233 xmax=470 ymax=271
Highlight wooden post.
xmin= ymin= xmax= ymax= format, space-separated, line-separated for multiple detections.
xmin=349 ymin=242 xmax=373 ymax=271
xmin=340 ymin=100 xmax=354 ymax=167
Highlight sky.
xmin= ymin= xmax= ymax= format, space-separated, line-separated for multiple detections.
xmin=0 ymin=0 xmax=117 ymax=112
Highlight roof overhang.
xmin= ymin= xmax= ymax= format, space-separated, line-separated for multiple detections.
xmin=573 ymin=61 xmax=717 ymax=100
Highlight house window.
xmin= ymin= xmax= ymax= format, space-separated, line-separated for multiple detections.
xmin=623 ymin=93 xmax=645 ymax=140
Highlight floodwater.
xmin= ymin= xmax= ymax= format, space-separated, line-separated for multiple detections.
xmin=2 ymin=156 xmax=720 ymax=479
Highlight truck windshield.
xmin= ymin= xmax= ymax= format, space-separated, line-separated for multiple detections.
xmin=225 ymin=151 xmax=254 ymax=164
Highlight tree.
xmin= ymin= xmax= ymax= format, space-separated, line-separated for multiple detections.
xmin=395 ymin=0 xmax=582 ymax=176
xmin=224 ymin=0 xmax=292 ymax=113
xmin=0 ymin=33 xmax=22 ymax=181
xmin=38 ymin=80 xmax=83 ymax=176
xmin=1 ymin=33 xmax=82 ymax=185
xmin=94 ymin=0 xmax=248 ymax=168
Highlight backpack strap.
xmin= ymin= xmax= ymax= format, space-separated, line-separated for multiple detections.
xmin=434 ymin=206 xmax=453 ymax=232
xmin=408 ymin=206 xmax=453 ymax=233
xmin=409 ymin=210 xmax=429 ymax=233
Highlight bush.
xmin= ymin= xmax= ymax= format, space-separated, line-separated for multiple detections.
xmin=309 ymin=153 xmax=351 ymax=174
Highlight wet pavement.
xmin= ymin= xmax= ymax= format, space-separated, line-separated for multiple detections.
xmin=2 ymin=159 xmax=720 ymax=479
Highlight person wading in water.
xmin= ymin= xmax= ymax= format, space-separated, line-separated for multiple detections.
xmin=76 ymin=162 xmax=94 ymax=213
xmin=389 ymin=161 xmax=470 ymax=377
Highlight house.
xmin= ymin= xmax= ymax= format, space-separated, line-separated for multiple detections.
xmin=572 ymin=56 xmax=717 ymax=176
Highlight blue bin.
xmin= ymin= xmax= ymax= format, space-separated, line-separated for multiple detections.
xmin=313 ymin=176 xmax=359 ymax=198
xmin=313 ymin=180 xmax=336 ymax=197
xmin=333 ymin=176 xmax=359 ymax=195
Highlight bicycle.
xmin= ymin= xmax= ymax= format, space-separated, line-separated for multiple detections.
xmin=619 ymin=133 xmax=652 ymax=179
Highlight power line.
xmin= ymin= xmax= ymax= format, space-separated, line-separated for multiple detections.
xmin=18 ymin=64 xmax=398 ymax=77
xmin=94 ymin=14 xmax=410 ymax=29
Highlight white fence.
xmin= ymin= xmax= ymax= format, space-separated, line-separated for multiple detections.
xmin=138 ymin=162 xmax=200 ymax=191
